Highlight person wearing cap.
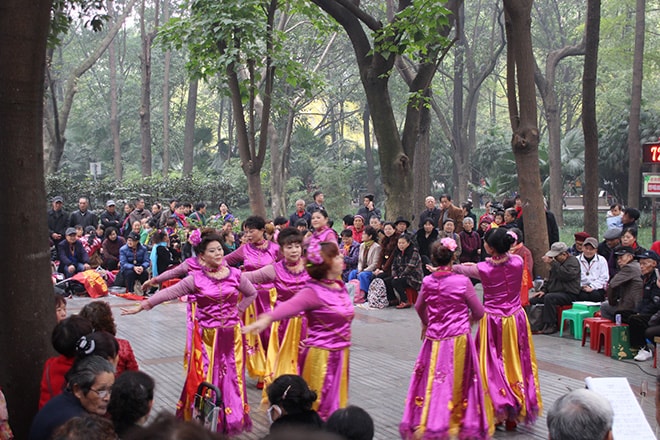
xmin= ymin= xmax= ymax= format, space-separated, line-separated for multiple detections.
xmin=577 ymin=237 xmax=610 ymax=302
xmin=568 ymin=231 xmax=590 ymax=257
xmin=100 ymin=200 xmax=121 ymax=230
xmin=530 ymin=242 xmax=581 ymax=334
xmin=598 ymin=227 xmax=623 ymax=278
xmin=418 ymin=196 xmax=441 ymax=229
xmin=48 ymin=196 xmax=69 ymax=244
xmin=438 ymin=194 xmax=464 ymax=233
xmin=57 ymin=228 xmax=91 ymax=278
xmin=627 ymin=251 xmax=660 ymax=361
xmin=348 ymin=214 xmax=366 ymax=243
xmin=599 ymin=246 xmax=642 ymax=322
xmin=116 ymin=232 xmax=150 ymax=294
xmin=356 ymin=193 xmax=381 ymax=222
xmin=394 ymin=216 xmax=411 ymax=235
xmin=69 ymin=197 xmax=98 ymax=230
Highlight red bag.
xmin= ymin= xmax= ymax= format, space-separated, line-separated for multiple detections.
xmin=71 ymin=270 xmax=108 ymax=298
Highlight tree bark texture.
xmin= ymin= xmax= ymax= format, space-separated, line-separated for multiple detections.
xmin=161 ymin=0 xmax=171 ymax=176
xmin=582 ymin=0 xmax=601 ymax=237
xmin=0 ymin=1 xmax=57 ymax=437
xmin=182 ymin=78 xmax=198 ymax=176
xmin=139 ymin=0 xmax=159 ymax=177
xmin=108 ymin=0 xmax=123 ymax=181
xmin=626 ymin=0 xmax=645 ymax=208
xmin=363 ymin=104 xmax=376 ymax=198
xmin=503 ymin=0 xmax=549 ymax=277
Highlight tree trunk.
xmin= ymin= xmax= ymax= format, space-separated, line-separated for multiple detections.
xmin=270 ymin=113 xmax=292 ymax=218
xmin=413 ymin=92 xmax=432 ymax=220
xmin=182 ymin=78 xmax=198 ymax=176
xmin=503 ymin=0 xmax=549 ymax=277
xmin=627 ymin=0 xmax=645 ymax=208
xmin=139 ymin=0 xmax=158 ymax=177
xmin=161 ymin=0 xmax=171 ymax=176
xmin=582 ymin=0 xmax=601 ymax=237
xmin=452 ymin=10 xmax=467 ymax=203
xmin=363 ymin=104 xmax=376 ymax=197
xmin=0 ymin=1 xmax=56 ymax=437
xmin=108 ymin=0 xmax=122 ymax=181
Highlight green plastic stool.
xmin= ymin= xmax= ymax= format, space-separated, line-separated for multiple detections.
xmin=571 ymin=302 xmax=600 ymax=316
xmin=560 ymin=309 xmax=591 ymax=339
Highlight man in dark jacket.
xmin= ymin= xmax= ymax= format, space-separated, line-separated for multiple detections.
xmin=100 ymin=200 xmax=122 ymax=231
xmin=418 ymin=196 xmax=441 ymax=229
xmin=57 ymin=228 xmax=91 ymax=277
xmin=626 ymin=251 xmax=660 ymax=359
xmin=600 ymin=246 xmax=643 ymax=322
xmin=530 ymin=242 xmax=581 ymax=334
xmin=356 ymin=193 xmax=381 ymax=222
xmin=69 ymin=197 xmax=98 ymax=229
xmin=48 ymin=196 xmax=69 ymax=244
xmin=117 ymin=232 xmax=150 ymax=294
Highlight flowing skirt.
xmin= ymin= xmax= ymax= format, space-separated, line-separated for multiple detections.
xmin=176 ymin=322 xmax=252 ymax=435
xmin=399 ymin=333 xmax=488 ymax=440
xmin=261 ymin=315 xmax=306 ymax=403
xmin=477 ymin=308 xmax=542 ymax=435
xmin=243 ymin=287 xmax=277 ymax=378
xmin=300 ymin=346 xmax=350 ymax=421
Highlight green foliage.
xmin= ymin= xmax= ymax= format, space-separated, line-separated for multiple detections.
xmin=45 ymin=173 xmax=245 ymax=213
xmin=50 ymin=0 xmax=109 ymax=46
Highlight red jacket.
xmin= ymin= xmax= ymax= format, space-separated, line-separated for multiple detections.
xmin=39 ymin=355 xmax=74 ymax=409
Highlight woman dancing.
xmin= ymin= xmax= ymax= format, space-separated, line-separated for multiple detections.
xmin=453 ymin=228 xmax=542 ymax=434
xmin=400 ymin=237 xmax=488 ymax=439
xmin=123 ymin=228 xmax=256 ymax=435
xmin=243 ymin=239 xmax=354 ymax=420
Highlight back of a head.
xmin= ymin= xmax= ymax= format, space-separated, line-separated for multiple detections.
xmin=79 ymin=301 xmax=117 ymax=335
xmin=123 ymin=413 xmax=226 ymax=440
xmin=51 ymin=415 xmax=117 ymax=440
xmin=325 ymin=405 xmax=374 ymax=440
xmin=108 ymin=371 xmax=155 ymax=436
xmin=76 ymin=331 xmax=119 ymax=362
xmin=52 ymin=315 xmax=94 ymax=357
xmin=547 ymin=389 xmax=613 ymax=440
xmin=267 ymin=374 xmax=318 ymax=415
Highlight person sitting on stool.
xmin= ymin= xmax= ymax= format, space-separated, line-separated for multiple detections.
xmin=117 ymin=232 xmax=150 ymax=294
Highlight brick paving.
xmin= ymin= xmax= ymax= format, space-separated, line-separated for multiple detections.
xmin=65 ymin=290 xmax=659 ymax=439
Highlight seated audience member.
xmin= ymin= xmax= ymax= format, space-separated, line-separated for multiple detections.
xmin=221 ymin=228 xmax=238 ymax=254
xmin=621 ymin=207 xmax=640 ymax=234
xmin=76 ymin=332 xmax=120 ymax=369
xmin=55 ymin=294 xmax=67 ymax=323
xmin=325 ymin=405 xmax=374 ymax=440
xmin=149 ymin=230 xmax=174 ymax=279
xmin=547 ymin=388 xmax=613 ymax=440
xmin=373 ymin=222 xmax=400 ymax=281
xmin=79 ymin=301 xmax=139 ymax=375
xmin=30 ymin=356 xmax=116 ymax=440
xmin=117 ymin=232 xmax=150 ymax=294
xmin=501 ymin=208 xmax=519 ymax=229
xmin=123 ymin=413 xmax=222 ymax=440
xmin=294 ymin=219 xmax=309 ymax=235
xmin=577 ymin=237 xmax=610 ymax=303
xmin=415 ymin=219 xmax=439 ymax=273
xmin=629 ymin=251 xmax=660 ymax=361
xmin=266 ymin=375 xmax=323 ymax=433
xmin=530 ymin=242 xmax=581 ymax=334
xmin=394 ymin=216 xmax=411 ymax=235
xmin=437 ymin=219 xmax=462 ymax=260
xmin=368 ymin=215 xmax=382 ymax=234
xmin=107 ymin=371 xmax=155 ymax=438
xmin=81 ymin=226 xmax=103 ymax=268
xmin=342 ymin=214 xmax=354 ymax=230
xmin=492 ymin=211 xmax=504 ymax=228
xmin=101 ymin=227 xmax=125 ymax=271
xmin=458 ymin=217 xmax=480 ymax=264
xmin=58 ymin=228 xmax=91 ymax=278
xmin=40 ymin=316 xmax=94 ymax=409
xmin=348 ymin=226 xmax=382 ymax=301
xmin=598 ymin=227 xmax=623 ymax=278
xmin=621 ymin=227 xmax=646 ymax=256
xmin=50 ymin=415 xmax=117 ymax=440
xmin=348 ymin=215 xmax=366 ymax=243
xmin=386 ymin=233 xmax=423 ymax=309
xmin=340 ymin=229 xmax=360 ymax=282
xmin=600 ymin=246 xmax=643 ymax=322
xmin=606 ymin=203 xmax=623 ymax=230
xmin=461 ymin=200 xmax=477 ymax=226
xmin=568 ymin=231 xmax=590 ymax=257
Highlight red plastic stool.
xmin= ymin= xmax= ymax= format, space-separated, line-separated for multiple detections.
xmin=161 ymin=278 xmax=182 ymax=289
xmin=557 ymin=305 xmax=572 ymax=329
xmin=405 ymin=288 xmax=418 ymax=305
xmin=597 ymin=322 xmax=629 ymax=356
xmin=581 ymin=317 xmax=610 ymax=350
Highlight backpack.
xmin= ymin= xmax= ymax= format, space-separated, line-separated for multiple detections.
xmin=367 ymin=278 xmax=389 ymax=309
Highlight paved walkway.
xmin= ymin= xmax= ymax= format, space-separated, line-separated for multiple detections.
xmin=66 ymin=292 xmax=659 ymax=439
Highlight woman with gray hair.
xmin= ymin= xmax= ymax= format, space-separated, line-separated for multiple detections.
xmin=547 ymin=388 xmax=613 ymax=440
xmin=29 ymin=356 xmax=115 ymax=440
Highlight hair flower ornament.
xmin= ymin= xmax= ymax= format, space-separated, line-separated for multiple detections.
xmin=306 ymin=241 xmax=324 ymax=265
xmin=507 ymin=230 xmax=518 ymax=241
xmin=76 ymin=336 xmax=95 ymax=355
xmin=440 ymin=237 xmax=458 ymax=252
xmin=189 ymin=229 xmax=202 ymax=247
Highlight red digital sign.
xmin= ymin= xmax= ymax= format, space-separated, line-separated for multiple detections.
xmin=643 ymin=142 xmax=660 ymax=163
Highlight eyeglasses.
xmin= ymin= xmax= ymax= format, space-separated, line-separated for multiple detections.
xmin=89 ymin=388 xmax=112 ymax=399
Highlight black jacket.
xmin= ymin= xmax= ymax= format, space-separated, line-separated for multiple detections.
xmin=69 ymin=210 xmax=98 ymax=229
xmin=47 ymin=208 xmax=69 ymax=241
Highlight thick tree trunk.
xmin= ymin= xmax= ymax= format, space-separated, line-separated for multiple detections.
xmin=108 ymin=0 xmax=122 ymax=181
xmin=582 ymin=0 xmax=601 ymax=237
xmin=413 ymin=94 xmax=432 ymax=220
xmin=0 ymin=1 xmax=56 ymax=437
xmin=182 ymin=78 xmax=198 ymax=176
xmin=504 ymin=0 xmax=549 ymax=277
xmin=626 ymin=0 xmax=645 ymax=208
xmin=270 ymin=113 xmax=292 ymax=218
xmin=452 ymin=17 xmax=468 ymax=203
xmin=162 ymin=0 xmax=171 ymax=176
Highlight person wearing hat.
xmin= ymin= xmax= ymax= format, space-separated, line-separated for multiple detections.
xmin=100 ymin=200 xmax=121 ymax=231
xmin=598 ymin=228 xmax=623 ymax=278
xmin=530 ymin=242 xmax=581 ymax=334
xmin=116 ymin=232 xmax=150 ymax=294
xmin=394 ymin=216 xmax=411 ymax=235
xmin=57 ymin=228 xmax=91 ymax=278
xmin=348 ymin=214 xmax=366 ymax=243
xmin=568 ymin=231 xmax=590 ymax=257
xmin=577 ymin=237 xmax=609 ymax=302
xmin=627 ymin=250 xmax=660 ymax=361
xmin=599 ymin=246 xmax=642 ymax=323
xmin=48 ymin=196 xmax=69 ymax=244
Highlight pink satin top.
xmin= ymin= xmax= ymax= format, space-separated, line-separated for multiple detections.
xmin=242 ymin=260 xmax=310 ymax=303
